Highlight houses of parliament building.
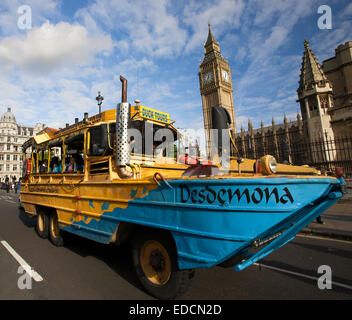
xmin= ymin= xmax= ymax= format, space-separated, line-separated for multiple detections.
xmin=199 ymin=24 xmax=352 ymax=167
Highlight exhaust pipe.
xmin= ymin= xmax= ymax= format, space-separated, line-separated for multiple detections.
xmin=116 ymin=75 xmax=133 ymax=179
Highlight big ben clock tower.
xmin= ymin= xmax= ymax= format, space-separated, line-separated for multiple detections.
xmin=199 ymin=24 xmax=236 ymax=155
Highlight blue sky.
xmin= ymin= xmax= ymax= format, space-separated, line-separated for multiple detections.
xmin=0 ymin=0 xmax=351 ymax=135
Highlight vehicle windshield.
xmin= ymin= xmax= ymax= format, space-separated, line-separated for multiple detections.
xmin=129 ymin=120 xmax=184 ymax=160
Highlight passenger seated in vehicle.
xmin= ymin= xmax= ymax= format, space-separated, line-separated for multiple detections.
xmin=153 ymin=142 xmax=164 ymax=157
xmin=65 ymin=156 xmax=76 ymax=172
xmin=76 ymin=155 xmax=84 ymax=172
xmin=65 ymin=154 xmax=83 ymax=173
xmin=50 ymin=157 xmax=62 ymax=173
xmin=39 ymin=159 xmax=48 ymax=173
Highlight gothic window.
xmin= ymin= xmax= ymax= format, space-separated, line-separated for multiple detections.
xmin=308 ymin=96 xmax=318 ymax=115
xmin=319 ymin=95 xmax=329 ymax=108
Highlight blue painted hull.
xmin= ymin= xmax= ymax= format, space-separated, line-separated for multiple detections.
xmin=61 ymin=176 xmax=344 ymax=271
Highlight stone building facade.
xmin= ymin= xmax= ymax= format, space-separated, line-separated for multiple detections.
xmin=0 ymin=107 xmax=44 ymax=182
xmin=232 ymin=39 xmax=351 ymax=166
xmin=297 ymin=39 xmax=335 ymax=143
xmin=234 ymin=114 xmax=305 ymax=164
xmin=323 ymin=41 xmax=352 ymax=137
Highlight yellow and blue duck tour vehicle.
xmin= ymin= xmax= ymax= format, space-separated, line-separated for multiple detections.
xmin=20 ymin=76 xmax=346 ymax=299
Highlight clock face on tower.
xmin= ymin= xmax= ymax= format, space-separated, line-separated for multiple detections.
xmin=222 ymin=69 xmax=229 ymax=82
xmin=203 ymin=71 xmax=214 ymax=84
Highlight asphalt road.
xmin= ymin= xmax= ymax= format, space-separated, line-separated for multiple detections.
xmin=0 ymin=190 xmax=351 ymax=301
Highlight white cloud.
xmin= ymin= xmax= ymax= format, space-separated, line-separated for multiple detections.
xmin=0 ymin=0 xmax=60 ymax=36
xmin=236 ymin=0 xmax=317 ymax=108
xmin=341 ymin=2 xmax=352 ymax=17
xmin=252 ymin=0 xmax=294 ymax=26
xmin=183 ymin=0 xmax=245 ymax=53
xmin=0 ymin=21 xmax=113 ymax=74
xmin=75 ymin=0 xmax=187 ymax=58
xmin=312 ymin=20 xmax=352 ymax=61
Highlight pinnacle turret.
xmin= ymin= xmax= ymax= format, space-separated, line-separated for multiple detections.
xmin=205 ymin=23 xmax=217 ymax=47
xmin=203 ymin=23 xmax=221 ymax=55
xmin=298 ymin=38 xmax=328 ymax=92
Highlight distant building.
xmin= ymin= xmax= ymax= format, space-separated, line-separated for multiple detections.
xmin=297 ymin=39 xmax=335 ymax=144
xmin=199 ymin=23 xmax=236 ymax=155
xmin=233 ymin=39 xmax=351 ymax=167
xmin=323 ymin=41 xmax=352 ymax=137
xmin=0 ymin=107 xmax=44 ymax=182
xmin=234 ymin=115 xmax=304 ymax=164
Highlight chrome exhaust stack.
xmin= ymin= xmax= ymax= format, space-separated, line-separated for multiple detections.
xmin=115 ymin=75 xmax=133 ymax=179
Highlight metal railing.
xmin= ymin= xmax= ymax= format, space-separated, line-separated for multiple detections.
xmin=236 ymin=136 xmax=352 ymax=178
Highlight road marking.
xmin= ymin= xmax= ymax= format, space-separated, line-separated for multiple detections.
xmin=1 ymin=196 xmax=16 ymax=201
xmin=0 ymin=240 xmax=43 ymax=282
xmin=4 ymin=200 xmax=15 ymax=204
xmin=297 ymin=234 xmax=352 ymax=244
xmin=254 ymin=262 xmax=352 ymax=291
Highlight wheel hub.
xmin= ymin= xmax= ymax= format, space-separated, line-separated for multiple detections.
xmin=149 ymin=249 xmax=165 ymax=272
xmin=140 ymin=240 xmax=172 ymax=285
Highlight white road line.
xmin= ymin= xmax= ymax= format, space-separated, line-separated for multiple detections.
xmin=0 ymin=240 xmax=43 ymax=282
xmin=1 ymin=196 xmax=15 ymax=201
xmin=4 ymin=200 xmax=15 ymax=204
xmin=297 ymin=234 xmax=352 ymax=244
xmin=254 ymin=262 xmax=352 ymax=291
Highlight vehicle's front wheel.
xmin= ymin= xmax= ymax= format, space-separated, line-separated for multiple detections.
xmin=49 ymin=212 xmax=64 ymax=247
xmin=132 ymin=231 xmax=194 ymax=300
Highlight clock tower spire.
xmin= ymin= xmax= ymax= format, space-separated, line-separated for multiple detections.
xmin=199 ymin=24 xmax=236 ymax=155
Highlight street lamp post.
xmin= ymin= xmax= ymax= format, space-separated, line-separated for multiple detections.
xmin=96 ymin=91 xmax=104 ymax=114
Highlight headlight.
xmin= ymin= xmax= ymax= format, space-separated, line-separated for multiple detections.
xmin=260 ymin=155 xmax=277 ymax=175
xmin=268 ymin=156 xmax=277 ymax=173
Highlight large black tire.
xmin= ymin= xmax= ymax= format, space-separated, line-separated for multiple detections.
xmin=49 ymin=212 xmax=64 ymax=247
xmin=132 ymin=231 xmax=195 ymax=300
xmin=35 ymin=209 xmax=49 ymax=239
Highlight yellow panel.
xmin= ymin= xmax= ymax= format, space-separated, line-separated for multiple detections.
xmin=22 ymin=203 xmax=37 ymax=215
xmin=34 ymin=132 xmax=51 ymax=144
xmin=131 ymin=105 xmax=170 ymax=124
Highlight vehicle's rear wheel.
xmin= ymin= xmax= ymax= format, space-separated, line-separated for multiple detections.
xmin=35 ymin=209 xmax=49 ymax=239
xmin=132 ymin=231 xmax=194 ymax=300
xmin=49 ymin=212 xmax=64 ymax=246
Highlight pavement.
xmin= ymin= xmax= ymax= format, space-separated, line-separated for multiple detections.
xmin=301 ymin=189 xmax=352 ymax=241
